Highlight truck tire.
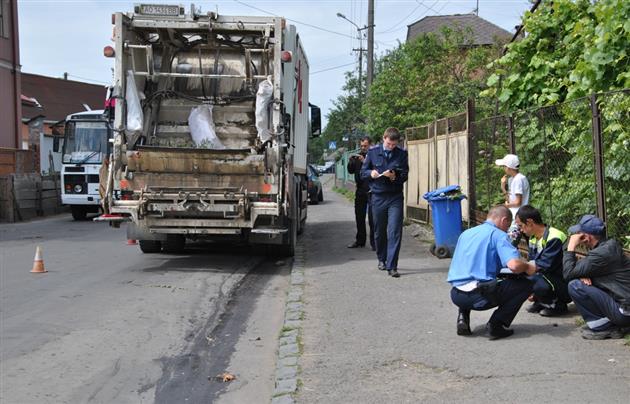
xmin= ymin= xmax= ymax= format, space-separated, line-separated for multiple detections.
xmin=139 ymin=240 xmax=162 ymax=253
xmin=318 ymin=188 xmax=324 ymax=202
xmin=71 ymin=206 xmax=87 ymax=221
xmin=163 ymin=235 xmax=186 ymax=254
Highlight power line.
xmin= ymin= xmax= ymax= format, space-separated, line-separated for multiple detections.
xmin=311 ymin=62 xmax=357 ymax=75
xmin=232 ymin=0 xmax=355 ymax=40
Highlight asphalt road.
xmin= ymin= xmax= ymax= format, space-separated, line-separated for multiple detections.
xmin=297 ymin=179 xmax=630 ymax=403
xmin=0 ymin=214 xmax=289 ymax=403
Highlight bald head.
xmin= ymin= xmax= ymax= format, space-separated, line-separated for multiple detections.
xmin=487 ymin=205 xmax=512 ymax=232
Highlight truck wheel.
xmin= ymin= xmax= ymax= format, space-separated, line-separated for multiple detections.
xmin=71 ymin=206 xmax=87 ymax=221
xmin=163 ymin=235 xmax=185 ymax=254
xmin=139 ymin=240 xmax=162 ymax=253
xmin=318 ymin=189 xmax=324 ymax=202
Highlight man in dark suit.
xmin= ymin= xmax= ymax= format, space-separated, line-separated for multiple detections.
xmin=347 ymin=136 xmax=375 ymax=250
xmin=360 ymin=128 xmax=409 ymax=278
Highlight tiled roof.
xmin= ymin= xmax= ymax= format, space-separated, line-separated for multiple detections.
xmin=407 ymin=13 xmax=512 ymax=45
xmin=21 ymin=73 xmax=107 ymax=122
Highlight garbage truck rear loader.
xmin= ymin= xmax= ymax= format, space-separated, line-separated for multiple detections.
xmin=102 ymin=5 xmax=321 ymax=256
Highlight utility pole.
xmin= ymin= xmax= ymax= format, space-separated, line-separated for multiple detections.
xmin=367 ymin=0 xmax=374 ymax=92
xmin=352 ymin=45 xmax=365 ymax=98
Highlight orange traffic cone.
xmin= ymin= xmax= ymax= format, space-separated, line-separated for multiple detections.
xmin=127 ymin=239 xmax=137 ymax=245
xmin=30 ymin=246 xmax=47 ymax=273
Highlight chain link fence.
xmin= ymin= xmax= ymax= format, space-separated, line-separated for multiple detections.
xmin=470 ymin=90 xmax=630 ymax=248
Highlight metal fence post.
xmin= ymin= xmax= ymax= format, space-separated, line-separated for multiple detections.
xmin=590 ymin=93 xmax=607 ymax=228
xmin=466 ymin=98 xmax=476 ymax=225
xmin=508 ymin=115 xmax=516 ymax=154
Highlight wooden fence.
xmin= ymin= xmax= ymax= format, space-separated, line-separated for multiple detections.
xmin=0 ymin=173 xmax=63 ymax=222
xmin=404 ymin=111 xmax=470 ymax=224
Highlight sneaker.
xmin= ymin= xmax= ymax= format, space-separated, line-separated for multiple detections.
xmin=390 ymin=270 xmax=400 ymax=278
xmin=486 ymin=322 xmax=514 ymax=340
xmin=526 ymin=302 xmax=544 ymax=313
xmin=581 ymin=326 xmax=625 ymax=340
xmin=539 ymin=304 xmax=568 ymax=317
xmin=378 ymin=261 xmax=386 ymax=271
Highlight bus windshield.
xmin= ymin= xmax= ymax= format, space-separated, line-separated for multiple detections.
xmin=63 ymin=121 xmax=109 ymax=164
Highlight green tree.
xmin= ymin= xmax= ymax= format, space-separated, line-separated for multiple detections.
xmin=308 ymin=70 xmax=365 ymax=163
xmin=364 ymin=27 xmax=501 ymax=137
xmin=481 ymin=0 xmax=630 ymax=246
xmin=483 ymin=0 xmax=630 ymax=109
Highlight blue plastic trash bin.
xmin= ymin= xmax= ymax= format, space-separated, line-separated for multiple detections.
xmin=422 ymin=185 xmax=466 ymax=259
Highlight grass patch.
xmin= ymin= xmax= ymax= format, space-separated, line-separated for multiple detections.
xmin=575 ymin=317 xmax=586 ymax=327
xmin=625 ymin=335 xmax=630 ymax=347
xmin=333 ymin=186 xmax=355 ymax=202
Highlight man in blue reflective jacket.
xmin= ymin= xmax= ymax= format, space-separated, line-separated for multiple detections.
xmin=360 ymin=127 xmax=409 ymax=278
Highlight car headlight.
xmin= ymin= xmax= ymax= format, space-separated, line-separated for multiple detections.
xmin=74 ymin=184 xmax=83 ymax=193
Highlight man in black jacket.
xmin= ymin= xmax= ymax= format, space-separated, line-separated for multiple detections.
xmin=347 ymin=136 xmax=374 ymax=250
xmin=563 ymin=215 xmax=630 ymax=340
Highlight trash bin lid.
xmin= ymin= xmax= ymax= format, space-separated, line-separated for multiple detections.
xmin=423 ymin=185 xmax=466 ymax=201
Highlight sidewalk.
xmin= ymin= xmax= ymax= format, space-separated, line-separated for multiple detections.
xmin=295 ymin=180 xmax=630 ymax=403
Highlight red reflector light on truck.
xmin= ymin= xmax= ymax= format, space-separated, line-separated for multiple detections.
xmin=281 ymin=51 xmax=292 ymax=63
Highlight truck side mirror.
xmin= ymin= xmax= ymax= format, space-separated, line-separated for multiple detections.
xmin=309 ymin=103 xmax=321 ymax=137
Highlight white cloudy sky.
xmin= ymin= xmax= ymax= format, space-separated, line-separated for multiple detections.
xmin=18 ymin=0 xmax=532 ymax=125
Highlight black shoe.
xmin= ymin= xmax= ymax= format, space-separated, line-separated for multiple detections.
xmin=347 ymin=242 xmax=365 ymax=248
xmin=371 ymin=245 xmax=376 ymax=251
xmin=581 ymin=326 xmax=624 ymax=340
xmin=539 ymin=303 xmax=568 ymax=317
xmin=486 ymin=322 xmax=514 ymax=340
xmin=390 ymin=270 xmax=400 ymax=278
xmin=457 ymin=310 xmax=472 ymax=336
xmin=378 ymin=262 xmax=386 ymax=271
xmin=526 ymin=302 xmax=544 ymax=313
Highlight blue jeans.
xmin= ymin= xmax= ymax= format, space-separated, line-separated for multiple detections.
xmin=450 ymin=278 xmax=532 ymax=327
xmin=371 ymin=193 xmax=403 ymax=270
xmin=568 ymin=279 xmax=630 ymax=330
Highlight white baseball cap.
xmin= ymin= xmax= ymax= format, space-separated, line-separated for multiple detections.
xmin=495 ymin=154 xmax=520 ymax=169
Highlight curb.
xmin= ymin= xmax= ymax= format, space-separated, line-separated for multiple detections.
xmin=270 ymin=243 xmax=306 ymax=403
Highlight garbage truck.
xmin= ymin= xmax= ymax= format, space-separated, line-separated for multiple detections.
xmin=100 ymin=4 xmax=321 ymax=256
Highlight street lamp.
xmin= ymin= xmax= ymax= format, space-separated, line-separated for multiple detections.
xmin=336 ymin=12 xmax=367 ymax=98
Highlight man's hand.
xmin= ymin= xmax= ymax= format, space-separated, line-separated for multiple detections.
xmin=370 ymin=170 xmax=380 ymax=179
xmin=567 ymin=233 xmax=586 ymax=252
xmin=358 ymin=155 xmax=365 ymax=162
xmin=506 ymin=258 xmax=532 ymax=275
xmin=501 ymin=175 xmax=508 ymax=193
xmin=580 ymin=278 xmax=592 ymax=286
xmin=382 ymin=169 xmax=396 ymax=181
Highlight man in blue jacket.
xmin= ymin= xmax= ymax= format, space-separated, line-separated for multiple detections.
xmin=360 ymin=128 xmax=409 ymax=278
xmin=448 ymin=205 xmax=534 ymax=339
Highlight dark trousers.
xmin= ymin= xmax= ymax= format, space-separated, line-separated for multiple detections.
xmin=372 ymin=193 xmax=403 ymax=270
xmin=354 ymin=191 xmax=374 ymax=247
xmin=568 ymin=279 xmax=630 ymax=331
xmin=450 ymin=278 xmax=532 ymax=327
xmin=530 ymin=273 xmax=571 ymax=306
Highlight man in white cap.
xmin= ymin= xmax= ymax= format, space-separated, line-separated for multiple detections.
xmin=495 ymin=154 xmax=530 ymax=242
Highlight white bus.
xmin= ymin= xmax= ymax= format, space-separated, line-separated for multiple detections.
xmin=61 ymin=110 xmax=111 ymax=220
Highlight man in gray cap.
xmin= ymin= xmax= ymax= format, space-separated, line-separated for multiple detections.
xmin=563 ymin=215 xmax=630 ymax=340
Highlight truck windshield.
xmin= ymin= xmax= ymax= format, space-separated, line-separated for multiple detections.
xmin=63 ymin=121 xmax=109 ymax=164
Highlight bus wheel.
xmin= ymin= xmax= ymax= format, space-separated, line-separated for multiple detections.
xmin=71 ymin=206 xmax=87 ymax=221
